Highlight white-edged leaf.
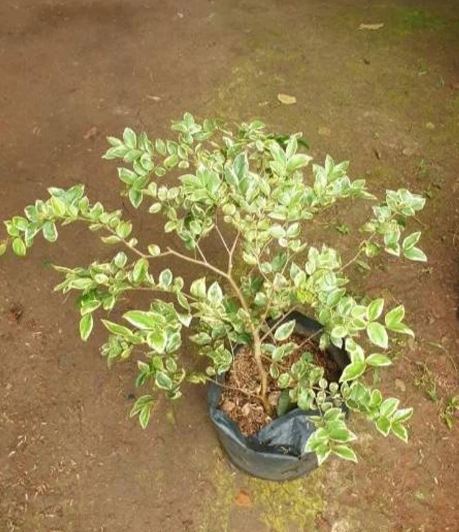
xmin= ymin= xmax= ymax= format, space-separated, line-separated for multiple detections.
xmin=123 ymin=127 xmax=137 ymax=149
xmin=380 ymin=398 xmax=400 ymax=418
xmin=376 ymin=416 xmax=391 ymax=436
xmin=391 ymin=422 xmax=408 ymax=443
xmin=207 ymin=281 xmax=223 ymax=303
xmin=402 ymin=231 xmax=421 ymax=251
xmin=132 ymin=258 xmax=149 ymax=283
xmin=339 ymin=361 xmax=365 ymax=382
xmin=274 ymin=319 xmax=296 ymax=341
xmin=333 ymin=445 xmax=358 ymax=462
xmin=79 ymin=313 xmax=94 ymax=341
xmin=101 ymin=319 xmax=134 ymax=338
xmin=147 ymin=330 xmax=167 ymax=353
xmin=159 ymin=269 xmax=173 ymax=287
xmin=190 ymin=277 xmax=206 ymax=298
xmin=367 ymin=322 xmax=388 ymax=349
xmin=385 ymin=305 xmax=404 ymax=327
xmin=366 ymin=353 xmax=392 ymax=367
xmin=403 ymin=246 xmax=427 ymax=262
xmin=123 ymin=310 xmax=157 ymax=330
xmin=367 ymin=298 xmax=384 ymax=321
xmin=12 ymin=238 xmax=27 ymax=256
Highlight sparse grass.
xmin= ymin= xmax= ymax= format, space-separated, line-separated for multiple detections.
xmin=440 ymin=395 xmax=459 ymax=430
xmin=414 ymin=362 xmax=438 ymax=402
xmin=248 ymin=470 xmax=326 ymax=532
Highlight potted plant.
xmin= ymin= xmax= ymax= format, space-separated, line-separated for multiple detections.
xmin=1 ymin=114 xmax=426 ymax=481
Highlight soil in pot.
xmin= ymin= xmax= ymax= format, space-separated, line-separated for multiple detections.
xmin=219 ymin=334 xmax=341 ymax=436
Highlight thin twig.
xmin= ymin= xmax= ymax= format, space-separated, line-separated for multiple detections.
xmin=215 ymin=224 xmax=231 ymax=255
xmin=228 ymin=230 xmax=240 ymax=273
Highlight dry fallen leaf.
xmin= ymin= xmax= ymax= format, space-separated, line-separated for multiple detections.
xmin=358 ymin=23 xmax=384 ymax=30
xmin=83 ymin=126 xmax=98 ymax=140
xmin=146 ymin=95 xmax=161 ymax=102
xmin=234 ymin=489 xmax=252 ymax=507
xmin=277 ymin=93 xmax=297 ymax=105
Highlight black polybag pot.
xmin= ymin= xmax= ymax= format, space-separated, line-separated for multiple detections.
xmin=208 ymin=311 xmax=350 ymax=481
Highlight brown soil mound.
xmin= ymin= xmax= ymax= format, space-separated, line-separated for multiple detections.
xmin=220 ymin=334 xmax=341 ymax=436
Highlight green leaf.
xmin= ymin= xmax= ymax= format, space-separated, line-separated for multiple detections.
xmin=139 ymin=406 xmax=152 ymax=429
xmin=207 ymin=281 xmax=223 ymax=303
xmin=190 ymin=277 xmax=206 ymax=298
xmin=159 ymin=269 xmax=173 ymax=287
xmin=269 ymin=225 xmax=286 ymax=239
xmin=79 ymin=313 xmax=94 ymax=341
xmin=403 ymin=246 xmax=427 ymax=262
xmin=331 ymin=325 xmax=347 ymax=339
xmin=402 ymin=231 xmax=421 ymax=251
xmin=177 ymin=313 xmax=192 ymax=327
xmin=328 ymin=425 xmax=356 ymax=443
xmin=376 ymin=416 xmax=391 ymax=436
xmin=130 ymin=394 xmax=153 ymax=413
xmin=333 ymin=445 xmax=358 ymax=462
xmin=132 ymin=258 xmax=149 ymax=283
xmin=123 ymin=127 xmax=137 ymax=149
xmin=367 ymin=298 xmax=384 ymax=321
xmin=147 ymin=244 xmax=161 ymax=256
xmin=367 ymin=322 xmax=388 ymax=349
xmin=12 ymin=238 xmax=26 ymax=257
xmin=391 ymin=422 xmax=408 ymax=443
xmin=123 ymin=310 xmax=157 ymax=329
xmin=155 ymin=371 xmax=173 ymax=390
xmin=287 ymin=153 xmax=311 ymax=172
xmin=113 ymin=251 xmax=128 ymax=268
xmin=384 ymin=305 xmax=414 ymax=337
xmin=366 ymin=353 xmax=392 ymax=367
xmin=115 ymin=221 xmax=132 ymax=239
xmin=101 ymin=235 xmax=121 ymax=244
xmin=147 ymin=330 xmax=167 ymax=353
xmin=388 ymin=322 xmax=414 ymax=337
xmin=392 ymin=407 xmax=413 ymax=423
xmin=233 ymin=152 xmax=248 ymax=180
xmin=385 ymin=305 xmax=404 ymax=328
xmin=274 ymin=319 xmax=296 ymax=341
xmin=50 ymin=196 xmax=67 ymax=216
xmin=130 ymin=395 xmax=154 ymax=429
xmin=128 ymin=188 xmax=143 ymax=208
xmin=0 ymin=241 xmax=7 ymax=256
xmin=316 ymin=449 xmax=331 ymax=465
xmin=339 ymin=361 xmax=365 ymax=382
xmin=149 ymin=203 xmax=162 ymax=214
xmin=101 ymin=319 xmax=135 ymax=338
xmin=380 ymin=398 xmax=400 ymax=418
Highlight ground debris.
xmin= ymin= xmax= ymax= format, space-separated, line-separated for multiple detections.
xmin=277 ymin=93 xmax=297 ymax=105
xmin=234 ymin=489 xmax=252 ymax=507
xmin=358 ymin=23 xmax=384 ymax=30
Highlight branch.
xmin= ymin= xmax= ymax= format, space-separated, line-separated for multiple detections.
xmin=215 ymin=224 xmax=231 ymax=255
xmin=340 ymin=234 xmax=375 ymax=272
xmin=228 ymin=230 xmax=240 ymax=274
xmin=166 ymin=247 xmax=230 ymax=281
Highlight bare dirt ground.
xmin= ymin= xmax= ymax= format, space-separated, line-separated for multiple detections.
xmin=1 ymin=1 xmax=458 ymax=530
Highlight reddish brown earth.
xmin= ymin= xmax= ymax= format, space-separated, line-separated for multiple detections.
xmin=1 ymin=1 xmax=458 ymax=531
